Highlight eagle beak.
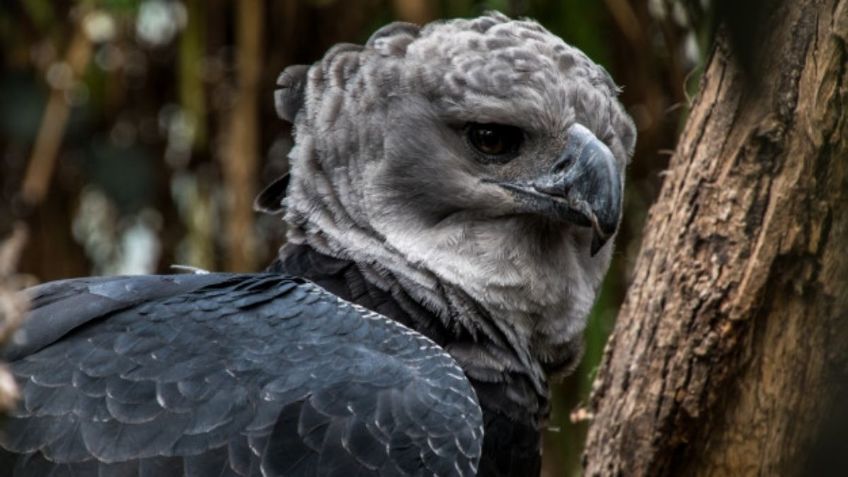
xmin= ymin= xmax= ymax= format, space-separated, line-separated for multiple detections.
xmin=531 ymin=123 xmax=622 ymax=256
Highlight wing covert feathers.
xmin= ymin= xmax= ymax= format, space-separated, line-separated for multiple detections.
xmin=1 ymin=274 xmax=483 ymax=476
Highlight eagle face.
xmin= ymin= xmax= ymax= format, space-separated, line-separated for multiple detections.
xmin=277 ymin=12 xmax=636 ymax=371
xmin=368 ymin=14 xmax=635 ymax=252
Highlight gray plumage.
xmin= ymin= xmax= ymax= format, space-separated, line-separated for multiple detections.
xmin=0 ymin=11 xmax=634 ymax=477
xmin=279 ymin=12 xmax=634 ymax=380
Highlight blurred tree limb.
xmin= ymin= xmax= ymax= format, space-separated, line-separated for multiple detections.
xmin=221 ymin=0 xmax=263 ymax=272
xmin=582 ymin=0 xmax=848 ymax=475
xmin=0 ymin=224 xmax=33 ymax=414
xmin=180 ymin=0 xmax=208 ymax=150
xmin=391 ymin=0 xmax=438 ymax=23
xmin=602 ymin=0 xmax=644 ymax=46
xmin=21 ymin=13 xmax=92 ymax=206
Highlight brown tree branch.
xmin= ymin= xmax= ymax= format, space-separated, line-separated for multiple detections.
xmin=0 ymin=224 xmax=32 ymax=414
xmin=391 ymin=0 xmax=438 ymax=24
xmin=21 ymin=20 xmax=92 ymax=206
xmin=221 ymin=0 xmax=263 ymax=272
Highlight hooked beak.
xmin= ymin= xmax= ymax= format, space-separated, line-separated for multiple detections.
xmin=497 ymin=123 xmax=622 ymax=256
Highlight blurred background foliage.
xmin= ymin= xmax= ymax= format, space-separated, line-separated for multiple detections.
xmin=0 ymin=0 xmax=714 ymax=475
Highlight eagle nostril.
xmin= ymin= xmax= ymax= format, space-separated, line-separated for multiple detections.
xmin=552 ymin=156 xmax=574 ymax=175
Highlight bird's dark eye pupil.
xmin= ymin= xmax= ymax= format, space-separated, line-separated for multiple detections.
xmin=473 ymin=128 xmax=502 ymax=154
xmin=467 ymin=123 xmax=522 ymax=158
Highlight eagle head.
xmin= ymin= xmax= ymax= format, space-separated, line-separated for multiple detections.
xmin=265 ymin=12 xmax=636 ymax=375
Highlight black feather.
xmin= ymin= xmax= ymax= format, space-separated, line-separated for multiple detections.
xmin=1 ymin=273 xmax=483 ymax=476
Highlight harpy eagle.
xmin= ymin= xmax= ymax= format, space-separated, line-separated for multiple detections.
xmin=0 ymin=12 xmax=635 ymax=477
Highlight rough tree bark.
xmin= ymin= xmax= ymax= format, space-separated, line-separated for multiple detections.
xmin=583 ymin=0 xmax=847 ymax=476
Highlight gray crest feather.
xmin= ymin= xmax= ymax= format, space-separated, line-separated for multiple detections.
xmin=274 ymin=64 xmax=309 ymax=122
xmin=366 ymin=22 xmax=420 ymax=56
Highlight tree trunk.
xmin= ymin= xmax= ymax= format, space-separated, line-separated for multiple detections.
xmin=221 ymin=0 xmax=263 ymax=272
xmin=582 ymin=0 xmax=848 ymax=476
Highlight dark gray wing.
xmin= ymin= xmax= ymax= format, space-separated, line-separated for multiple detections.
xmin=0 ymin=274 xmax=483 ymax=477
xmin=3 ymin=274 xmax=235 ymax=361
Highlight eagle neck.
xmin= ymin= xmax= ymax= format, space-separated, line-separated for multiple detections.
xmin=272 ymin=241 xmax=551 ymax=424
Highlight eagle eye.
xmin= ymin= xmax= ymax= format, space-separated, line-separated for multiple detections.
xmin=466 ymin=123 xmax=523 ymax=160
